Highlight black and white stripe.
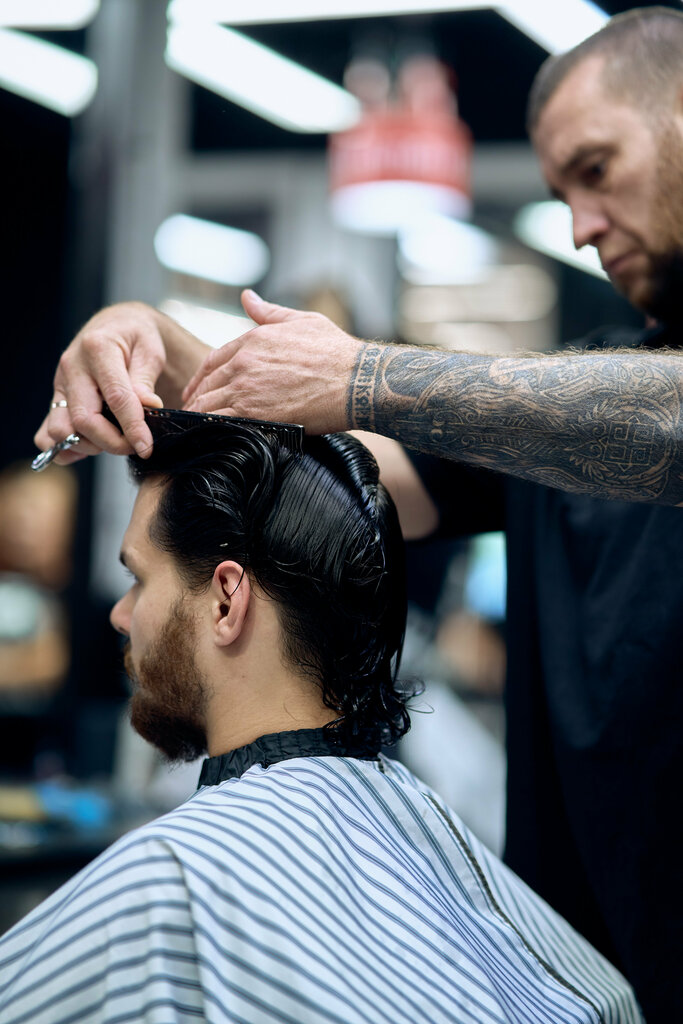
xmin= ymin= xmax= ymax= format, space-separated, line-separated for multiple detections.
xmin=0 ymin=755 xmax=642 ymax=1023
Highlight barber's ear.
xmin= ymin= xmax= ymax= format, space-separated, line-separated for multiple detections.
xmin=211 ymin=561 xmax=251 ymax=646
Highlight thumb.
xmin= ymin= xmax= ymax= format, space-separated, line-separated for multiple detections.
xmin=128 ymin=342 xmax=165 ymax=408
xmin=241 ymin=289 xmax=307 ymax=326
xmin=133 ymin=384 xmax=164 ymax=409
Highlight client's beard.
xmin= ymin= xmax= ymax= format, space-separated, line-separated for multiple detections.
xmin=123 ymin=600 xmax=208 ymax=763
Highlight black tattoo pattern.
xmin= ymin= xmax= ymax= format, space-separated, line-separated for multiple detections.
xmin=349 ymin=344 xmax=683 ymax=504
xmin=348 ymin=345 xmax=383 ymax=434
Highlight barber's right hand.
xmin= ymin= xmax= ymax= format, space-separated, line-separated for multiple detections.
xmin=33 ymin=302 xmax=166 ymax=465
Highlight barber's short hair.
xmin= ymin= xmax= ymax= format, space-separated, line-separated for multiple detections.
xmin=128 ymin=424 xmax=412 ymax=748
xmin=527 ymin=6 xmax=683 ymax=135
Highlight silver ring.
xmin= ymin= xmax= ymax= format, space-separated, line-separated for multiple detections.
xmin=50 ymin=399 xmax=68 ymax=410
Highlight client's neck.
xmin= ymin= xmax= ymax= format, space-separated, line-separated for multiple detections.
xmin=205 ymin=675 xmax=336 ymax=756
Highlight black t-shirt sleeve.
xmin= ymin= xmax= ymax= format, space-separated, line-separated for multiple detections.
xmin=405 ymin=449 xmax=506 ymax=538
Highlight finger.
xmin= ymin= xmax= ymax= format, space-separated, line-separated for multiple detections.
xmin=240 ymin=288 xmax=307 ymax=326
xmin=128 ymin=344 xmax=164 ymax=409
xmin=183 ymin=340 xmax=237 ymax=406
xmin=57 ymin=366 xmax=135 ymax=456
xmin=47 ymin=350 xmax=135 ymax=456
xmin=35 ymin=413 xmax=104 ymax=459
xmin=43 ymin=392 xmax=73 ymax=444
xmin=39 ymin=381 xmax=96 ymax=451
xmin=47 ymin=442 xmax=102 ymax=467
xmin=50 ymin=449 xmax=89 ymax=467
xmin=82 ymin=345 xmax=155 ymax=457
xmin=34 ymin=414 xmax=52 ymax=452
xmin=35 ymin=413 xmax=66 ymax=454
xmin=187 ymin=388 xmax=237 ymax=417
xmin=184 ymin=356 xmax=234 ymax=405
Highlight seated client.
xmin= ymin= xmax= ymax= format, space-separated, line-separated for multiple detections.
xmin=0 ymin=421 xmax=641 ymax=1023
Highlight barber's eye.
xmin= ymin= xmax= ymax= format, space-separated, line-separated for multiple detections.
xmin=584 ymin=161 xmax=606 ymax=183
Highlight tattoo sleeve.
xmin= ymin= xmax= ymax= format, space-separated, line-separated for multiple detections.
xmin=348 ymin=343 xmax=683 ymax=504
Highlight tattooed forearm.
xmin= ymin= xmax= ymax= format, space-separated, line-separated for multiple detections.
xmin=348 ymin=343 xmax=683 ymax=504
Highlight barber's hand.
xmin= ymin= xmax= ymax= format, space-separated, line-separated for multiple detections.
xmin=183 ymin=290 xmax=366 ymax=434
xmin=34 ymin=303 xmax=167 ymax=464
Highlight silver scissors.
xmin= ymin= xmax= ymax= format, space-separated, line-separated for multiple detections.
xmin=31 ymin=434 xmax=81 ymax=472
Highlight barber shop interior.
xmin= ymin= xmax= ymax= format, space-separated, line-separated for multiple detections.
xmin=0 ymin=3 xmax=679 ymax=1022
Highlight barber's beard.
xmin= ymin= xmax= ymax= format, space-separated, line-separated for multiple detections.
xmin=124 ymin=600 xmax=209 ymax=763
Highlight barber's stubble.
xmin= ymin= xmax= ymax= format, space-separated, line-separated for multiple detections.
xmin=634 ymin=123 xmax=683 ymax=325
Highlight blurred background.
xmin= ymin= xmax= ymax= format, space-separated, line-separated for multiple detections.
xmin=0 ymin=0 xmax=660 ymax=931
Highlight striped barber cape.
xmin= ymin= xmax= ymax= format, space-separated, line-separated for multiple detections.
xmin=0 ymin=736 xmax=642 ymax=1024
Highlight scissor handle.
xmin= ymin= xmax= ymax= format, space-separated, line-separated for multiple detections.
xmin=31 ymin=434 xmax=81 ymax=472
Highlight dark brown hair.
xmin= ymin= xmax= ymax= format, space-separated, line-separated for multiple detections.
xmin=129 ymin=423 xmax=413 ymax=748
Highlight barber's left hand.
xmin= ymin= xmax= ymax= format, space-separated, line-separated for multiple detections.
xmin=183 ymin=290 xmax=366 ymax=434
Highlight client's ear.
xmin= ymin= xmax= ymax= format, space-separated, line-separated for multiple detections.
xmin=211 ymin=561 xmax=251 ymax=646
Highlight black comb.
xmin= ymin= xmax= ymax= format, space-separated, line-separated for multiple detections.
xmin=103 ymin=404 xmax=304 ymax=455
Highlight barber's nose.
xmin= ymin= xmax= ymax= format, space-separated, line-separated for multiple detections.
xmin=571 ymin=200 xmax=609 ymax=251
xmin=110 ymin=593 xmax=131 ymax=637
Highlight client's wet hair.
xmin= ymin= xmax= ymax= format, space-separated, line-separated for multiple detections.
xmin=128 ymin=424 xmax=412 ymax=748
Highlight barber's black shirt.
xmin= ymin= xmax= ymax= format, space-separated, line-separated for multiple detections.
xmin=409 ymin=323 xmax=683 ymax=1024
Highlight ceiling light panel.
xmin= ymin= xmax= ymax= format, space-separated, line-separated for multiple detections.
xmin=154 ymin=214 xmax=270 ymax=287
xmin=0 ymin=0 xmax=100 ymax=29
xmin=0 ymin=28 xmax=97 ymax=116
xmin=168 ymin=0 xmax=609 ymax=54
xmin=498 ymin=0 xmax=608 ymax=54
xmin=168 ymin=1 xmax=490 ymax=24
xmin=165 ymin=21 xmax=361 ymax=133
xmin=398 ymin=217 xmax=499 ymax=285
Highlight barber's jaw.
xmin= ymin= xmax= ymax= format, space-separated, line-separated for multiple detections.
xmin=533 ymin=55 xmax=683 ymax=324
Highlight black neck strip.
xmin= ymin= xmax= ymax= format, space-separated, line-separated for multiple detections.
xmin=198 ymin=727 xmax=380 ymax=787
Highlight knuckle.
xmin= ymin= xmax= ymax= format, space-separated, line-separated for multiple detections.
xmin=57 ymin=349 xmax=74 ymax=375
xmin=230 ymin=351 xmax=249 ymax=376
xmin=101 ymin=382 xmax=133 ymax=410
xmin=69 ymin=405 xmax=92 ymax=433
xmin=82 ymin=331 xmax=113 ymax=359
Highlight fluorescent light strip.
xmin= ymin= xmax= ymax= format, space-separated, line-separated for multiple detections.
xmin=0 ymin=0 xmax=100 ymax=30
xmin=0 ymin=28 xmax=97 ymax=116
xmin=398 ymin=215 xmax=499 ymax=285
xmin=166 ymin=22 xmax=361 ymax=133
xmin=514 ymin=201 xmax=607 ymax=279
xmin=168 ymin=0 xmax=608 ymax=52
xmin=498 ymin=0 xmax=607 ymax=55
xmin=168 ymin=1 xmax=490 ymax=24
xmin=154 ymin=214 xmax=270 ymax=287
